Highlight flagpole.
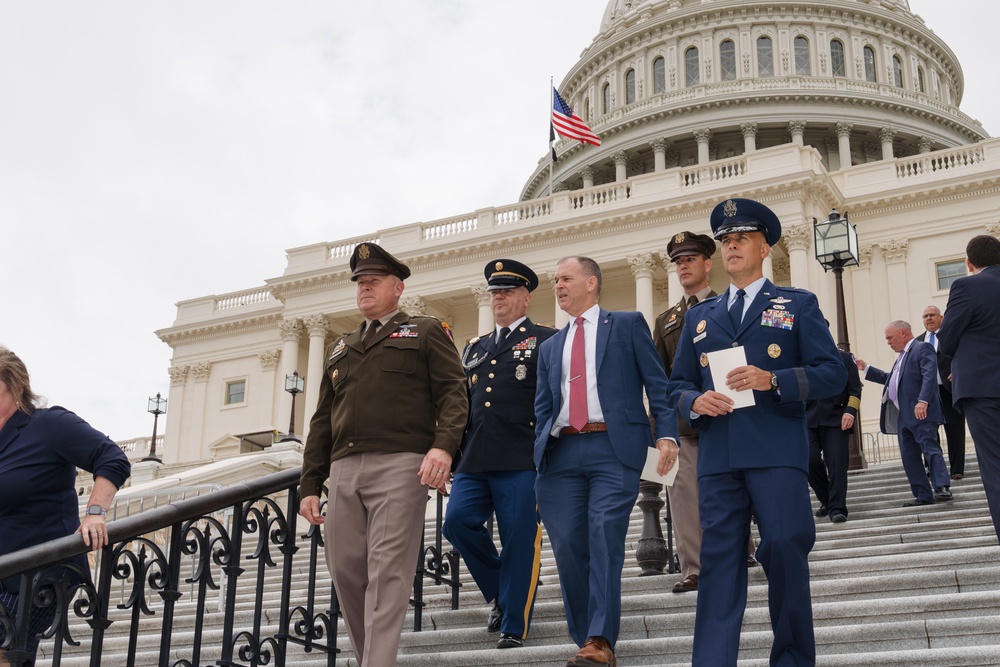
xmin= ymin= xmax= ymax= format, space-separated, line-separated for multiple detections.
xmin=549 ymin=76 xmax=555 ymax=196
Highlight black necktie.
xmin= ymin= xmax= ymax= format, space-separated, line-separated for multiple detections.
xmin=497 ymin=327 xmax=510 ymax=345
xmin=362 ymin=320 xmax=381 ymax=348
xmin=729 ymin=289 xmax=746 ymax=330
xmin=687 ymin=295 xmax=698 ymax=309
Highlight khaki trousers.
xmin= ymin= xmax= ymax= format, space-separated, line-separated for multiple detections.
xmin=325 ymin=451 xmax=427 ymax=667
xmin=667 ymin=435 xmax=702 ymax=578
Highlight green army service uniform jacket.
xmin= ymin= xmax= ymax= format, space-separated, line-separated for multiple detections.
xmin=653 ymin=290 xmax=716 ymax=438
xmin=300 ymin=312 xmax=469 ymax=498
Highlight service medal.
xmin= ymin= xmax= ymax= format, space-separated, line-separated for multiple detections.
xmin=515 ymin=364 xmax=527 ymax=381
xmin=768 ymin=344 xmax=782 ymax=358
xmin=697 ymin=320 xmax=707 ymax=333
xmin=700 ymin=353 xmax=709 ymax=367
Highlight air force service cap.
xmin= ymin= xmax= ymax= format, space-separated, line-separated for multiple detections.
xmin=350 ymin=242 xmax=411 ymax=281
xmin=710 ymin=198 xmax=782 ymax=246
xmin=485 ymin=259 xmax=539 ymax=292
xmin=667 ymin=231 xmax=716 ymax=261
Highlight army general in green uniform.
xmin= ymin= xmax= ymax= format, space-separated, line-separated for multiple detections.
xmin=299 ymin=242 xmax=468 ymax=667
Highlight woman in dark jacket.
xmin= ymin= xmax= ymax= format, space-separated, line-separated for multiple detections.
xmin=0 ymin=347 xmax=131 ymax=665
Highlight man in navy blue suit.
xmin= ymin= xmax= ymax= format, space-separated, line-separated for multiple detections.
xmin=916 ymin=306 xmax=966 ymax=479
xmin=534 ymin=255 xmax=677 ymax=667
xmin=667 ymin=198 xmax=846 ymax=667
xmin=938 ymin=234 xmax=1000 ymax=542
xmin=856 ymin=321 xmax=952 ymax=506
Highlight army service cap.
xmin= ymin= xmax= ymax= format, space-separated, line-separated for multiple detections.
xmin=485 ymin=259 xmax=539 ymax=292
xmin=710 ymin=198 xmax=782 ymax=246
xmin=667 ymin=231 xmax=716 ymax=261
xmin=350 ymin=242 xmax=411 ymax=281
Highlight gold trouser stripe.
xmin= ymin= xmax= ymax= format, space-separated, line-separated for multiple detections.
xmin=519 ymin=516 xmax=543 ymax=639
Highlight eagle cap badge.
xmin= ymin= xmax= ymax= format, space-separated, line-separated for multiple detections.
xmin=674 ymin=232 xmax=685 ymax=244
xmin=357 ymin=244 xmax=370 ymax=260
xmin=723 ymin=199 xmax=739 ymax=218
xmin=495 ymin=261 xmax=503 ymax=271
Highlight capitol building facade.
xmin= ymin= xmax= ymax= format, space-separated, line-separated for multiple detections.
xmin=154 ymin=0 xmax=999 ymax=468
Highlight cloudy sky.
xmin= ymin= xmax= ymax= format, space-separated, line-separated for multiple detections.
xmin=1 ymin=1 xmax=997 ymax=441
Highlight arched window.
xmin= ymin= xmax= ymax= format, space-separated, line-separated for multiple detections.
xmin=625 ymin=69 xmax=636 ymax=104
xmin=757 ymin=36 xmax=774 ymax=77
xmin=602 ymin=83 xmax=611 ymax=114
xmin=864 ymin=46 xmax=877 ymax=82
xmin=653 ymin=57 xmax=666 ymax=94
xmin=583 ymin=97 xmax=590 ymax=121
xmin=794 ymin=36 xmax=810 ymax=75
xmin=685 ymin=47 xmax=700 ymax=86
xmin=719 ymin=40 xmax=736 ymax=81
xmin=830 ymin=39 xmax=846 ymax=77
xmin=892 ymin=55 xmax=903 ymax=88
xmin=917 ymin=66 xmax=926 ymax=93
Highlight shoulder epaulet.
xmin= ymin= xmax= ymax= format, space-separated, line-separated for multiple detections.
xmin=407 ymin=314 xmax=440 ymax=321
xmin=774 ymin=285 xmax=811 ymax=294
xmin=534 ymin=323 xmax=557 ymax=330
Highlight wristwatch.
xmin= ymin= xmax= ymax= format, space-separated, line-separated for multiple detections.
xmin=86 ymin=505 xmax=107 ymax=517
xmin=769 ymin=373 xmax=780 ymax=391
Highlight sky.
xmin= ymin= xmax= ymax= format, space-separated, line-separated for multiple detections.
xmin=1 ymin=1 xmax=997 ymax=441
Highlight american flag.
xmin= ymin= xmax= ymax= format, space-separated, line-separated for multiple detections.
xmin=551 ymin=88 xmax=601 ymax=146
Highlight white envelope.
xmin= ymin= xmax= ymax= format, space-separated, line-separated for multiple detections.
xmin=707 ymin=346 xmax=756 ymax=410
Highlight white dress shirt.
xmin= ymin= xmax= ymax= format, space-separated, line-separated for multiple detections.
xmin=552 ymin=303 xmax=604 ymax=434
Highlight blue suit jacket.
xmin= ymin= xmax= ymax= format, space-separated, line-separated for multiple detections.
xmin=667 ymin=281 xmax=846 ymax=476
xmin=864 ymin=340 xmax=943 ymax=434
xmin=533 ymin=308 xmax=673 ymax=472
xmin=938 ymin=265 xmax=1000 ymax=403
xmin=0 ymin=407 xmax=131 ymax=592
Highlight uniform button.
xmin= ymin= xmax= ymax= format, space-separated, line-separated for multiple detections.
xmin=489 ymin=373 xmax=495 ymax=379
xmin=485 ymin=387 xmax=492 ymax=393
xmin=491 ymin=360 xmax=497 ymax=365
xmin=530 ymin=421 xmax=534 ymax=427
xmin=732 ymin=342 xmax=739 ymax=348
xmin=485 ymin=402 xmax=492 ymax=408
xmin=347 ymin=442 xmax=355 ymax=448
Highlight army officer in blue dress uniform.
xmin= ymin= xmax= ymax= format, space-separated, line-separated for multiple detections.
xmin=667 ymin=198 xmax=846 ymax=666
xmin=442 ymin=259 xmax=556 ymax=650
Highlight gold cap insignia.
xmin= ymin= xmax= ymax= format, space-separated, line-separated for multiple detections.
xmin=723 ymin=199 xmax=738 ymax=218
xmin=768 ymin=344 xmax=782 ymax=359
xmin=700 ymin=353 xmax=709 ymax=367
xmin=357 ymin=244 xmax=370 ymax=260
xmin=696 ymin=320 xmax=707 ymax=333
xmin=674 ymin=232 xmax=685 ymax=244
xmin=495 ymin=261 xmax=504 ymax=271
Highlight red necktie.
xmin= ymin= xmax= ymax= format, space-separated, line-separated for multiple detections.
xmin=569 ymin=316 xmax=589 ymax=430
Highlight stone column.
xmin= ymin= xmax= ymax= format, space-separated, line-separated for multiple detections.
xmin=581 ymin=165 xmax=595 ymax=189
xmin=628 ymin=253 xmax=656 ymax=331
xmin=278 ymin=319 xmax=304 ymax=435
xmin=836 ymin=122 xmax=853 ymax=169
xmin=917 ymin=137 xmax=933 ymax=154
xmin=694 ymin=129 xmax=712 ymax=164
xmin=741 ymin=122 xmax=758 ymax=153
xmin=824 ymin=138 xmax=840 ymax=170
xmin=651 ymin=139 xmax=667 ymax=172
xmin=880 ymin=239 xmax=910 ymax=322
xmin=161 ymin=364 xmax=189 ymax=465
xmin=879 ymin=127 xmax=896 ymax=160
xmin=189 ymin=361 xmax=212 ymax=462
xmin=763 ymin=254 xmax=774 ymax=282
xmin=302 ymin=314 xmax=330 ymax=436
xmin=782 ymin=223 xmax=812 ymax=288
xmin=400 ymin=296 xmax=428 ymax=316
xmin=614 ymin=151 xmax=629 ymax=182
xmin=472 ymin=283 xmax=493 ymax=335
xmin=787 ymin=120 xmax=806 ymax=146
xmin=549 ymin=273 xmax=570 ymax=329
xmin=664 ymin=258 xmax=680 ymax=306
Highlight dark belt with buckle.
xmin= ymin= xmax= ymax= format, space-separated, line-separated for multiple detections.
xmin=561 ymin=422 xmax=608 ymax=435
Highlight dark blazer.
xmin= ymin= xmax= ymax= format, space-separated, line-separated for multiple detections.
xmin=806 ymin=350 xmax=862 ymax=428
xmin=0 ymin=407 xmax=131 ymax=592
xmin=667 ymin=280 xmax=846 ymax=476
xmin=534 ymin=308 xmax=673 ymax=472
xmin=457 ymin=319 xmax=556 ymax=473
xmin=864 ymin=339 xmax=943 ymax=434
xmin=938 ymin=265 xmax=1000 ymax=402
xmin=916 ymin=331 xmax=953 ymax=393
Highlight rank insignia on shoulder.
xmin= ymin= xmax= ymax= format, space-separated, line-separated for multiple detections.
xmin=696 ymin=320 xmax=707 ymax=333
xmin=469 ymin=336 xmax=480 ymax=345
xmin=768 ymin=344 xmax=782 ymax=358
xmin=770 ymin=296 xmax=793 ymax=305
xmin=700 ymin=353 xmax=709 ymax=367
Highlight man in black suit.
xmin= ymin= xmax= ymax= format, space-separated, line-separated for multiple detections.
xmin=939 ymin=235 xmax=1000 ymax=543
xmin=916 ymin=305 xmax=966 ymax=480
xmin=442 ymin=259 xmax=556 ymax=650
xmin=807 ymin=347 xmax=862 ymax=523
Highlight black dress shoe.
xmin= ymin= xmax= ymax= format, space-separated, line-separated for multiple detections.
xmin=902 ymin=498 xmax=934 ymax=507
xmin=934 ymin=486 xmax=954 ymax=501
xmin=830 ymin=512 xmax=847 ymax=523
xmin=487 ymin=598 xmax=503 ymax=633
xmin=952 ymin=473 xmax=964 ymax=481
xmin=496 ymin=633 xmax=523 ymax=649
xmin=814 ymin=505 xmax=828 ymax=517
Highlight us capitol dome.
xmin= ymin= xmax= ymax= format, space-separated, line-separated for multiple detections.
xmin=522 ymin=0 xmax=988 ymax=199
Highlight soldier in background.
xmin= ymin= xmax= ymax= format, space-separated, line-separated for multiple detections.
xmin=443 ymin=259 xmax=555 ymax=649
xmin=299 ymin=242 xmax=468 ymax=667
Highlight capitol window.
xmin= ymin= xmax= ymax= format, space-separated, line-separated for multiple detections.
xmin=653 ymin=57 xmax=665 ymax=93
xmin=864 ymin=46 xmax=877 ymax=82
xmin=685 ymin=47 xmax=699 ymax=86
xmin=936 ymin=259 xmax=967 ymax=291
xmin=757 ymin=37 xmax=774 ymax=77
xmin=892 ymin=55 xmax=904 ymax=88
xmin=225 ymin=380 xmax=246 ymax=406
xmin=830 ymin=40 xmax=846 ymax=77
xmin=719 ymin=40 xmax=736 ymax=81
xmin=794 ymin=36 xmax=810 ymax=75
xmin=625 ymin=69 xmax=636 ymax=104
xmin=917 ymin=66 xmax=926 ymax=93
xmin=602 ymin=82 xmax=611 ymax=114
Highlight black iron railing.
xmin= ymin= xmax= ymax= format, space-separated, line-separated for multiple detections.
xmin=0 ymin=468 xmax=463 ymax=667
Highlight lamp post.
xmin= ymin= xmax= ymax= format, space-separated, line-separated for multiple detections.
xmin=142 ymin=392 xmax=167 ymax=463
xmin=281 ymin=371 xmax=305 ymax=443
xmin=813 ymin=208 xmax=866 ymax=469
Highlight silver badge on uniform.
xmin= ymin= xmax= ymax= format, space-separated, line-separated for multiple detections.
xmin=515 ymin=364 xmax=527 ymax=381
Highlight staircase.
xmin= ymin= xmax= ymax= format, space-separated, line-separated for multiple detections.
xmin=34 ymin=454 xmax=1000 ymax=666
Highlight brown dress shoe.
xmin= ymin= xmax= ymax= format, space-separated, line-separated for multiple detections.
xmin=567 ymin=636 xmax=616 ymax=667
xmin=672 ymin=573 xmax=698 ymax=593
